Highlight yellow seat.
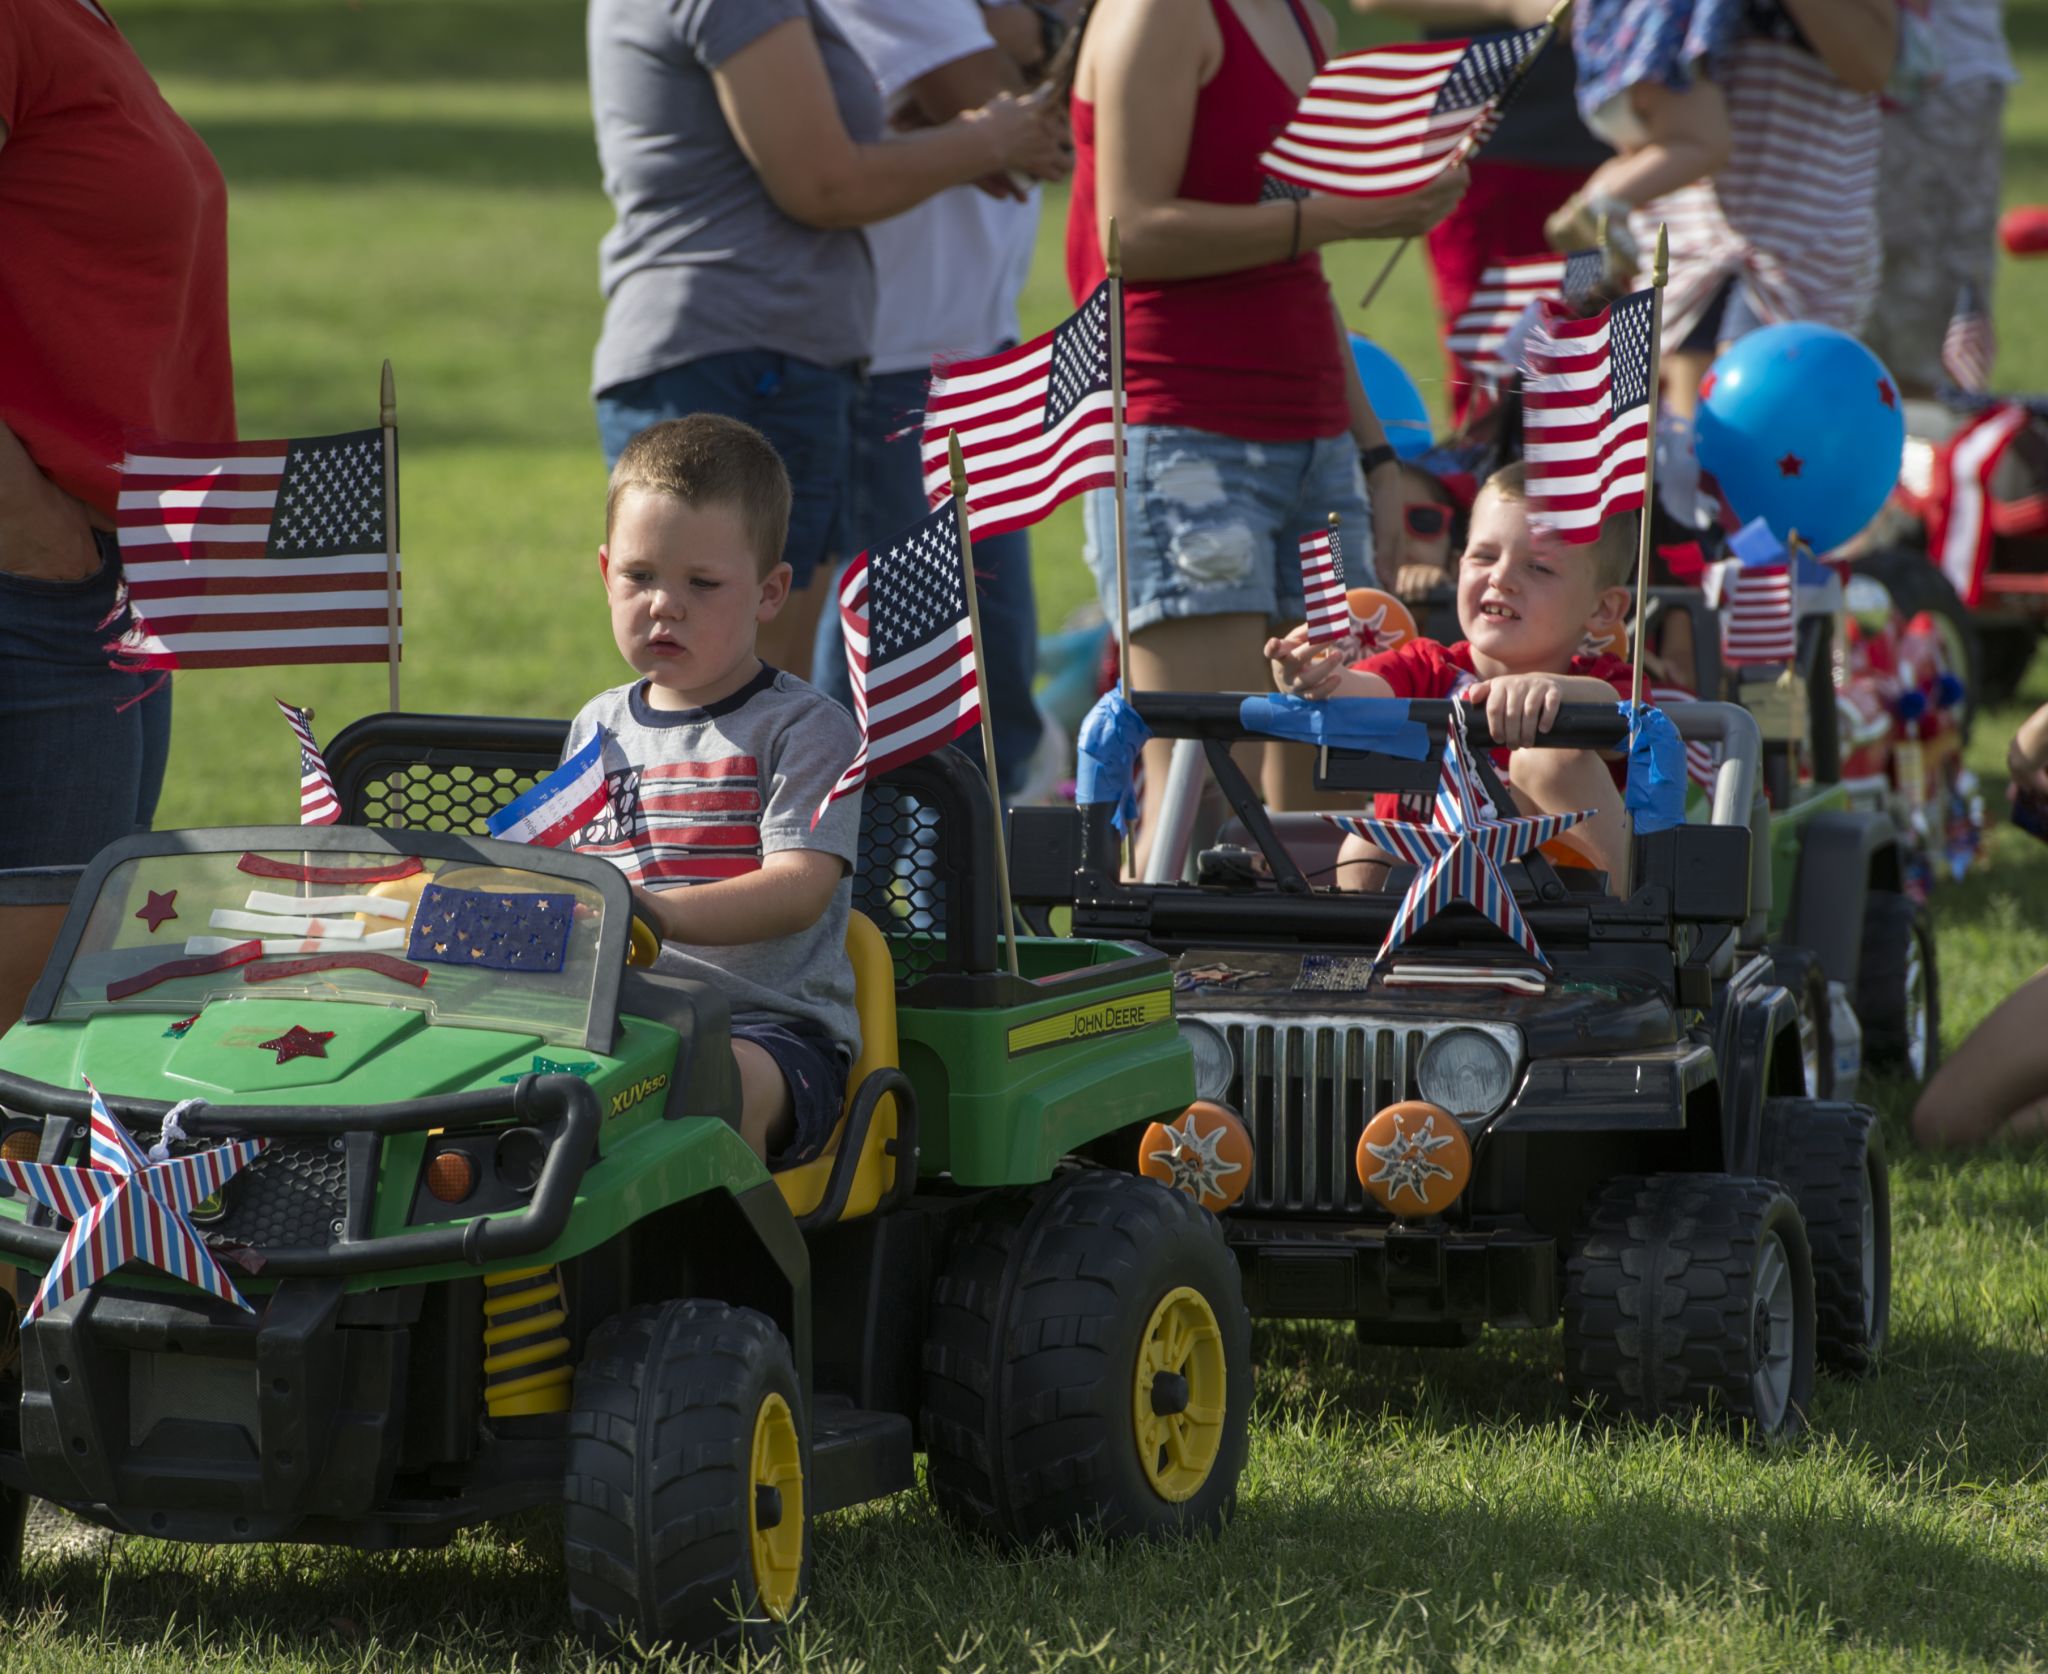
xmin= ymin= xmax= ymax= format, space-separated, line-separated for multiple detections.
xmin=774 ymin=911 xmax=902 ymax=1225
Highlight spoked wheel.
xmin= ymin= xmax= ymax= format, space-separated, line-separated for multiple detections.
xmin=1131 ymin=1287 xmax=1229 ymax=1503
xmin=1759 ymin=1098 xmax=1892 ymax=1375
xmin=1565 ymin=1174 xmax=1817 ymax=1437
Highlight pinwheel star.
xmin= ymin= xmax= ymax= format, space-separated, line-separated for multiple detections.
xmin=1352 ymin=601 xmax=1394 ymax=654
xmin=1364 ymin=1113 xmax=1458 ymax=1206
xmin=1146 ymin=1111 xmax=1242 ymax=1201
xmin=0 ymin=1081 xmax=266 ymax=1323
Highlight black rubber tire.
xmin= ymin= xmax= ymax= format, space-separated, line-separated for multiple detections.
xmin=921 ymin=1169 xmax=1251 ymax=1547
xmin=564 ymin=1300 xmax=807 ymax=1658
xmin=1855 ymin=546 xmax=1984 ymax=723
xmin=1565 ymin=1173 xmax=1817 ymax=1437
xmin=1769 ymin=947 xmax=1835 ymax=1101
xmin=1857 ymin=891 xmax=1940 ymax=1079
xmin=1758 ymin=1099 xmax=1891 ymax=1376
xmin=1976 ymin=623 xmax=2040 ymax=708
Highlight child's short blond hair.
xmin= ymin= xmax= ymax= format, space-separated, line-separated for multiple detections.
xmin=1475 ymin=461 xmax=1638 ymax=590
xmin=605 ymin=414 xmax=792 ymax=577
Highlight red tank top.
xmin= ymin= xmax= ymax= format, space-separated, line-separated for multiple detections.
xmin=1067 ymin=0 xmax=1349 ymax=442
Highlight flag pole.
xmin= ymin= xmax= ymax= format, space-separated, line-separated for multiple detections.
xmin=948 ymin=432 xmax=1023 ymax=979
xmin=1627 ymin=223 xmax=1668 ymax=718
xmin=379 ymin=358 xmax=402 ymax=714
xmin=1107 ymin=218 xmax=1132 ymax=701
xmin=1357 ymin=0 xmax=1573 ymax=312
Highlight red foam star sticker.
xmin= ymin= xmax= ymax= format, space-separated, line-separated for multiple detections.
xmin=1778 ymin=452 xmax=1804 ymax=477
xmin=1699 ymin=370 xmax=1717 ymax=401
xmin=256 ymin=1024 xmax=335 ymax=1064
xmin=1878 ymin=378 xmax=1897 ymax=409
xmin=135 ymin=890 xmax=179 ymax=933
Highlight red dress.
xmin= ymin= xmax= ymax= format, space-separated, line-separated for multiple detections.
xmin=0 ymin=0 xmax=235 ymax=516
xmin=1066 ymin=0 xmax=1349 ymax=442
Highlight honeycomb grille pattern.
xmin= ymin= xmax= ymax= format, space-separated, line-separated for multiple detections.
xmin=206 ymin=1139 xmax=349 ymax=1248
xmin=356 ymin=763 xmax=544 ymax=835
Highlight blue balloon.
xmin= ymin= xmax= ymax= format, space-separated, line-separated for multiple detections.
xmin=1694 ymin=323 xmax=1905 ymax=554
xmin=1348 ymin=334 xmax=1433 ymax=460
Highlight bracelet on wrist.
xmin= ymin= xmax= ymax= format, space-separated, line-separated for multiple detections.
xmin=1358 ymin=443 xmax=1399 ymax=477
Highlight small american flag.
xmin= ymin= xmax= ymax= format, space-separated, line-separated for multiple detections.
xmin=275 ymin=700 xmax=341 ymax=825
xmin=1448 ymin=250 xmax=1604 ymax=380
xmin=1299 ymin=525 xmax=1348 ymax=643
xmin=1259 ymin=25 xmax=1549 ymax=198
xmin=1941 ymin=281 xmax=1995 ymax=395
xmin=115 ymin=430 xmax=399 ymax=669
xmin=0 ymin=1079 xmax=266 ymax=1324
xmin=921 ymin=282 xmax=1117 ymax=539
xmin=1717 ymin=521 xmax=1798 ymax=665
xmin=815 ymin=502 xmax=981 ymax=827
xmin=1521 ymin=289 xmax=1655 ymax=543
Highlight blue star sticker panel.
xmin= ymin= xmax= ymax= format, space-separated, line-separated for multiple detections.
xmin=406 ymin=885 xmax=573 ymax=973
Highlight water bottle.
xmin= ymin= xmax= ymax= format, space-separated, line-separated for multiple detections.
xmin=1828 ymin=981 xmax=1863 ymax=1102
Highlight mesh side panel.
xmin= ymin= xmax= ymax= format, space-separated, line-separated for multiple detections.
xmin=205 ymin=1139 xmax=349 ymax=1248
xmin=854 ymin=781 xmax=947 ymax=985
xmin=356 ymin=763 xmax=544 ymax=836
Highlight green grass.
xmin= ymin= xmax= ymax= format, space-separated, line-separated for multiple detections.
xmin=13 ymin=2 xmax=2048 ymax=1667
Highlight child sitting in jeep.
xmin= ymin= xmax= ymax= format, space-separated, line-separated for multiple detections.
xmin=562 ymin=415 xmax=863 ymax=1167
xmin=1267 ymin=463 xmax=1638 ymax=882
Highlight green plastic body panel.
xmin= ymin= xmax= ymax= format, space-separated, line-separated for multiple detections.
xmin=1763 ymin=782 xmax=1848 ymax=939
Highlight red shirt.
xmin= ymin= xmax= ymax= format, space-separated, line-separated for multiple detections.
xmin=1355 ymin=637 xmax=1634 ymax=821
xmin=1066 ymin=0 xmax=1349 ymax=442
xmin=0 ymin=0 xmax=234 ymax=516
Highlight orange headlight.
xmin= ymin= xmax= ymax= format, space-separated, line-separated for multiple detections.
xmin=1138 ymin=1101 xmax=1254 ymax=1213
xmin=0 ymin=1125 xmax=39 ymax=1165
xmin=1355 ymin=1100 xmax=1472 ymax=1217
xmin=425 ymin=1147 xmax=477 ymax=1204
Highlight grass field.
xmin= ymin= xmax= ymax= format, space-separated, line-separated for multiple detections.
xmin=11 ymin=2 xmax=2048 ymax=1668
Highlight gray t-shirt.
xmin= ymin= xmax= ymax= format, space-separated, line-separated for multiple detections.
xmin=587 ymin=0 xmax=884 ymax=395
xmin=562 ymin=667 xmax=864 ymax=1056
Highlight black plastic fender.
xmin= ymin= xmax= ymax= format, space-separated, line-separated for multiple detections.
xmin=1713 ymin=972 xmax=1803 ymax=1176
xmin=1786 ymin=810 xmax=1903 ymax=990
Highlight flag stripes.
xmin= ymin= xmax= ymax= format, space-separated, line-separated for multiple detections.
xmin=275 ymin=700 xmax=341 ymax=825
xmin=1299 ymin=527 xmax=1349 ymax=643
xmin=1521 ymin=289 xmax=1654 ymax=542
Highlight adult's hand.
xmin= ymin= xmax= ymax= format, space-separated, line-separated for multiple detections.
xmin=1304 ymin=165 xmax=1469 ymax=247
xmin=961 ymin=87 xmax=1074 ymax=184
xmin=0 ymin=424 xmax=103 ymax=584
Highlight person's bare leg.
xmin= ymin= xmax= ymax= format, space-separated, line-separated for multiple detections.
xmin=1333 ymin=830 xmax=1393 ymax=892
xmin=0 ymin=904 xmax=67 ymax=1034
xmin=758 ymin=567 xmax=835 ymax=683
xmin=1663 ymin=351 xmax=1713 ymax=421
xmin=1127 ymin=613 xmax=1272 ymax=876
xmin=733 ymin=1039 xmax=797 ymax=1164
xmin=1910 ymin=965 xmax=2048 ymax=1148
xmin=1505 ymin=748 xmax=1631 ymax=880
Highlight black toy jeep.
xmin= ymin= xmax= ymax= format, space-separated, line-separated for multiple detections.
xmin=1015 ymin=697 xmax=1891 ymax=1436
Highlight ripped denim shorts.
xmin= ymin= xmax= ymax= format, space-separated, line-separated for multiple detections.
xmin=1081 ymin=426 xmax=1374 ymax=636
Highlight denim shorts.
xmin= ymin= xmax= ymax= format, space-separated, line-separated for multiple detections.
xmin=1082 ymin=426 xmax=1375 ymax=635
xmin=594 ymin=350 xmax=860 ymax=590
xmin=733 ymin=1020 xmax=849 ymax=1171
xmin=0 ymin=530 xmax=173 ymax=905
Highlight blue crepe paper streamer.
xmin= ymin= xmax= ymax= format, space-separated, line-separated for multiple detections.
xmin=1075 ymin=689 xmax=1151 ymax=831
xmin=1623 ymin=702 xmax=1686 ymax=836
xmin=1237 ymin=695 xmax=1432 ymax=758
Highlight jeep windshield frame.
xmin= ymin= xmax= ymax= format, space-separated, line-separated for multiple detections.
xmin=22 ymin=827 xmax=634 ymax=1055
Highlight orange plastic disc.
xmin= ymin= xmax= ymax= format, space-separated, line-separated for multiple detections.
xmin=1139 ymin=1101 xmax=1254 ymax=1213
xmin=1354 ymin=1100 xmax=1472 ymax=1217
xmin=1345 ymin=588 xmax=1418 ymax=658
xmin=1580 ymin=624 xmax=1626 ymax=658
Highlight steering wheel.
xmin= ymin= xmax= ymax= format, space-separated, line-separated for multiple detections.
xmin=628 ymin=913 xmax=661 ymax=968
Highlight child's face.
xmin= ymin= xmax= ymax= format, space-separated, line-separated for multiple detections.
xmin=1398 ymin=468 xmax=1455 ymax=573
xmin=1455 ymin=493 xmax=1628 ymax=672
xmin=600 ymin=489 xmax=790 ymax=710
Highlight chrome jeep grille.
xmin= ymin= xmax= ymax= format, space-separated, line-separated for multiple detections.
xmin=1201 ymin=1013 xmax=1522 ymax=1215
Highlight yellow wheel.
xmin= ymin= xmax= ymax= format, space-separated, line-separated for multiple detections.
xmin=1131 ymin=1285 xmax=1228 ymax=1503
xmin=747 ymin=1391 xmax=805 ymax=1619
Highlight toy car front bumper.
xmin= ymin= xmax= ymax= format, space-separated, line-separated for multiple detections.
xmin=1227 ymin=1216 xmax=1558 ymax=1328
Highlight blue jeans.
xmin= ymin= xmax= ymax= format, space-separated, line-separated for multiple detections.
xmin=811 ymin=367 xmax=1041 ymax=799
xmin=0 ymin=531 xmax=173 ymax=904
xmin=594 ymin=350 xmax=860 ymax=590
xmin=1082 ymin=426 xmax=1375 ymax=635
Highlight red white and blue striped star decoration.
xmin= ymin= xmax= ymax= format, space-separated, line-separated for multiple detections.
xmin=1321 ymin=715 xmax=1591 ymax=967
xmin=1299 ymin=525 xmax=1348 ymax=644
xmin=0 ymin=1080 xmax=266 ymax=1324
xmin=1258 ymin=25 xmax=1549 ymax=199
xmin=275 ymin=699 xmax=341 ymax=825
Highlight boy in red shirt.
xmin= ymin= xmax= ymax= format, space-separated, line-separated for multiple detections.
xmin=1266 ymin=463 xmax=1638 ymax=882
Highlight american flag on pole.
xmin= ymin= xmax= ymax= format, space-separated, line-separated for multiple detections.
xmin=1448 ymin=249 xmax=1605 ymax=380
xmin=920 ymin=282 xmax=1116 ymax=539
xmin=1520 ymin=288 xmax=1655 ymax=543
xmin=1299 ymin=525 xmax=1348 ymax=643
xmin=1258 ymin=25 xmax=1549 ymax=199
xmin=814 ymin=502 xmax=981 ymax=828
xmin=275 ymin=700 xmax=341 ymax=825
xmin=1716 ymin=520 xmax=1798 ymax=665
xmin=113 ymin=429 xmax=398 ymax=670
xmin=0 ymin=1079 xmax=266 ymax=1324
xmin=1941 ymin=281 xmax=1995 ymax=395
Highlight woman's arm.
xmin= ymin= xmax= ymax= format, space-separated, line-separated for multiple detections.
xmin=1333 ymin=299 xmax=1409 ymax=577
xmin=712 ymin=19 xmax=1070 ymax=230
xmin=1090 ymin=0 xmax=1466 ymax=282
xmin=1349 ymin=0 xmax=1554 ymax=23
xmin=1780 ymin=0 xmax=1898 ymax=94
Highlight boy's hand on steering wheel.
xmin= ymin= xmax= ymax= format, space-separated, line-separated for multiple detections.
xmin=1463 ymin=671 xmax=1567 ymax=748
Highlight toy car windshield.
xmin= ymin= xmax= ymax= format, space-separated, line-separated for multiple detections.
xmin=43 ymin=833 xmax=622 ymax=1051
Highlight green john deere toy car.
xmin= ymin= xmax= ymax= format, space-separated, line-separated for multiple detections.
xmin=0 ymin=715 xmax=1251 ymax=1657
